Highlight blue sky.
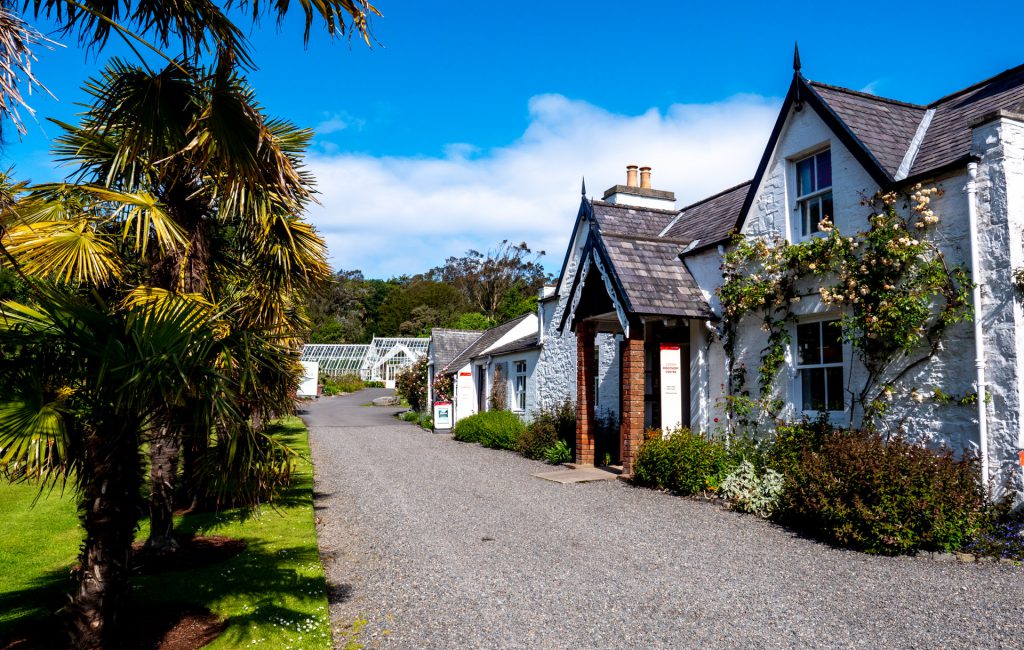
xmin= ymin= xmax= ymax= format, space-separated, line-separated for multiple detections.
xmin=4 ymin=1 xmax=1023 ymax=277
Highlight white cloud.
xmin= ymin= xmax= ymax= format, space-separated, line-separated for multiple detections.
xmin=314 ymin=113 xmax=355 ymax=135
xmin=306 ymin=93 xmax=780 ymax=278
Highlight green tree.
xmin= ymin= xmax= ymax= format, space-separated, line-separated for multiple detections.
xmin=0 ymin=290 xmax=237 ymax=648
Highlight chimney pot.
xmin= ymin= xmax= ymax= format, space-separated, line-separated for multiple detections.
xmin=639 ymin=166 xmax=652 ymax=189
xmin=626 ymin=165 xmax=639 ymax=188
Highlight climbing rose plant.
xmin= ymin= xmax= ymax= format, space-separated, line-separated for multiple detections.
xmin=718 ymin=186 xmax=973 ymax=427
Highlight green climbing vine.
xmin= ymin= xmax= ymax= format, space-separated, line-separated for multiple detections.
xmin=718 ymin=186 xmax=973 ymax=429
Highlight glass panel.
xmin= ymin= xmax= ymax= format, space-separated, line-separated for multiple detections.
xmin=797 ymin=322 xmax=821 ymax=365
xmin=797 ymin=157 xmax=815 ymax=195
xmin=821 ymin=320 xmax=843 ymax=364
xmin=826 ymin=366 xmax=844 ymax=411
xmin=802 ymin=368 xmax=826 ymax=411
xmin=808 ymin=199 xmax=821 ymax=234
xmin=816 ymin=151 xmax=832 ymax=189
xmin=821 ymin=192 xmax=834 ymax=223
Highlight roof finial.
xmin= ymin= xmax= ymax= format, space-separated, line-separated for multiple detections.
xmin=793 ymin=41 xmax=802 ymax=75
xmin=581 ymin=176 xmax=587 ymax=197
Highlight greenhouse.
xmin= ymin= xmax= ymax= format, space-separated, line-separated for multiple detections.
xmin=301 ymin=337 xmax=430 ymax=386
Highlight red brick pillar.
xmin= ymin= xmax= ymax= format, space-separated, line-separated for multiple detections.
xmin=620 ymin=335 xmax=646 ymax=476
xmin=576 ymin=321 xmax=596 ymax=466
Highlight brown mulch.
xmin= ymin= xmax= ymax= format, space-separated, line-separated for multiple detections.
xmin=130 ymin=535 xmax=247 ymax=576
xmin=2 ymin=536 xmax=245 ymax=650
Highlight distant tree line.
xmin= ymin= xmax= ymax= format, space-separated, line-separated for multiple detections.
xmin=307 ymin=240 xmax=551 ymax=341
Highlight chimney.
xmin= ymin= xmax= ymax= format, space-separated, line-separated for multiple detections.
xmin=601 ymin=164 xmax=676 ymax=210
xmin=626 ymin=164 xmax=639 ymax=187
xmin=640 ymin=166 xmax=652 ymax=189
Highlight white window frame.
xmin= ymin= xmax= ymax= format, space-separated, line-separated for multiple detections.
xmin=793 ymin=149 xmax=833 ymax=239
xmin=513 ymin=360 xmax=527 ymax=412
xmin=793 ymin=316 xmax=846 ymax=418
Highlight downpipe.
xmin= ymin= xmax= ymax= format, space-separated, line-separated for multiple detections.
xmin=966 ymin=161 xmax=990 ymax=490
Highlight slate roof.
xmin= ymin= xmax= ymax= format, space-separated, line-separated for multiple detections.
xmin=485 ymin=333 xmax=540 ymax=357
xmin=808 ymin=82 xmax=926 ymax=177
xmin=445 ymin=314 xmax=532 ymax=371
xmin=598 ymin=232 xmax=712 ymax=318
xmin=590 ymin=200 xmax=677 ymax=238
xmin=429 ymin=328 xmax=484 ymax=372
xmin=911 ymin=65 xmax=1024 ymax=176
xmin=663 ymin=181 xmax=750 ymax=245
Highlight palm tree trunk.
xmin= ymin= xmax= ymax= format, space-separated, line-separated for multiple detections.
xmin=67 ymin=425 xmax=144 ymax=649
xmin=144 ymin=426 xmax=179 ymax=552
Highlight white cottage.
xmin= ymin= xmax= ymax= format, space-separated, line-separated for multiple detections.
xmin=556 ymin=57 xmax=1024 ymax=494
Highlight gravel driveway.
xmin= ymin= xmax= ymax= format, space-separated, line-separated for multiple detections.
xmin=303 ymin=391 xmax=1022 ymax=649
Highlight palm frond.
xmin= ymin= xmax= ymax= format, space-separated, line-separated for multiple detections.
xmin=3 ymin=218 xmax=123 ymax=285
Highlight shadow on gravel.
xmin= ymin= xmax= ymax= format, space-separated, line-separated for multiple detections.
xmin=326 ymin=582 xmax=354 ymax=605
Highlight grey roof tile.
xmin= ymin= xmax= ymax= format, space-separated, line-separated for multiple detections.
xmin=809 ymin=82 xmax=926 ymax=178
xmin=664 ymin=181 xmax=750 ymax=246
xmin=445 ymin=314 xmax=533 ymax=371
xmin=429 ymin=328 xmax=484 ymax=372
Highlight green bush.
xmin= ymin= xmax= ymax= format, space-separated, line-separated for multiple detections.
xmin=632 ymin=428 xmax=732 ymax=495
xmin=517 ymin=400 xmax=576 ymax=459
xmin=365 ymin=380 xmax=385 ymax=388
xmin=419 ymin=413 xmax=433 ymax=430
xmin=321 ymin=373 xmax=365 ymax=395
xmin=764 ymin=416 xmax=833 ymax=477
xmin=777 ymin=429 xmax=987 ymax=555
xmin=543 ymin=439 xmax=572 ymax=464
xmin=400 ymin=411 xmax=419 ymax=422
xmin=453 ymin=410 xmax=526 ymax=450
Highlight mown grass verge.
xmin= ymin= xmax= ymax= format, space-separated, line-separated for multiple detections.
xmin=0 ymin=416 xmax=331 ymax=649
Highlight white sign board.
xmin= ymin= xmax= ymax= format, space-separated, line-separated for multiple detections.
xmin=433 ymin=402 xmax=453 ymax=430
xmin=660 ymin=344 xmax=683 ymax=432
xmin=298 ymin=361 xmax=319 ymax=398
xmin=455 ymin=369 xmax=476 ymax=421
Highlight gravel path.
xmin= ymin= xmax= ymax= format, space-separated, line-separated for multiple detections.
xmin=303 ymin=392 xmax=1023 ymax=649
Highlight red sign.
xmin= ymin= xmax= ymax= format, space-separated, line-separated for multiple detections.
xmin=660 ymin=344 xmax=680 ymax=351
xmin=459 ymin=371 xmax=472 ymax=377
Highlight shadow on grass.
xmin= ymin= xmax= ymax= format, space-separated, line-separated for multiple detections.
xmin=1 ymin=420 xmax=329 ymax=648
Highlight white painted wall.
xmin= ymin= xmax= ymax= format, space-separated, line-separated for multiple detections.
xmin=536 ymin=296 xmax=577 ymax=412
xmin=719 ymin=102 xmax=1002 ymax=477
xmin=491 ymin=348 xmax=542 ymax=420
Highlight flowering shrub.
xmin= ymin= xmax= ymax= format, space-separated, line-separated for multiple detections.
xmin=718 ymin=186 xmax=972 ymax=426
xmin=395 ymin=357 xmax=428 ymax=412
xmin=432 ymin=371 xmax=454 ymax=403
xmin=720 ymin=460 xmax=784 ymax=518
xmin=968 ymin=503 xmax=1024 ymax=561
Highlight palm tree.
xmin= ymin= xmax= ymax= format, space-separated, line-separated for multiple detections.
xmin=4 ymin=57 xmax=329 ymax=549
xmin=0 ymin=287 xmax=235 ymax=648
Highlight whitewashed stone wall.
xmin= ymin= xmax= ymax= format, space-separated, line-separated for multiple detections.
xmin=718 ymin=103 xmax=1013 ymax=486
xmin=974 ymin=116 xmax=1024 ymax=494
xmin=536 ymin=295 xmax=577 ymax=413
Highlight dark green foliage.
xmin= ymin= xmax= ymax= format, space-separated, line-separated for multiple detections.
xmin=777 ymin=429 xmax=987 ymax=555
xmin=543 ymin=439 xmax=572 ymax=464
xmin=764 ymin=416 xmax=833 ymax=477
xmin=452 ymin=411 xmax=526 ymax=450
xmin=395 ymin=357 xmax=428 ymax=412
xmin=516 ymin=400 xmax=575 ymax=460
xmin=321 ymin=373 xmax=364 ymax=395
xmin=450 ymin=312 xmax=493 ymax=330
xmin=632 ymin=429 xmax=732 ymax=495
xmin=400 ymin=411 xmax=419 ymax=422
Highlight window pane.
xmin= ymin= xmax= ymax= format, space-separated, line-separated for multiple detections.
xmin=822 ymin=320 xmax=843 ymax=364
xmin=821 ymin=192 xmax=834 ymax=223
xmin=797 ymin=322 xmax=821 ymax=365
xmin=816 ymin=151 xmax=832 ymax=189
xmin=797 ymin=157 xmax=815 ymax=195
xmin=802 ymin=368 xmax=826 ymax=411
xmin=826 ymin=366 xmax=844 ymax=411
xmin=808 ymin=199 xmax=821 ymax=233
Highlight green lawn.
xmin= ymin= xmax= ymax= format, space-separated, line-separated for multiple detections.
xmin=0 ymin=417 xmax=332 ymax=649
